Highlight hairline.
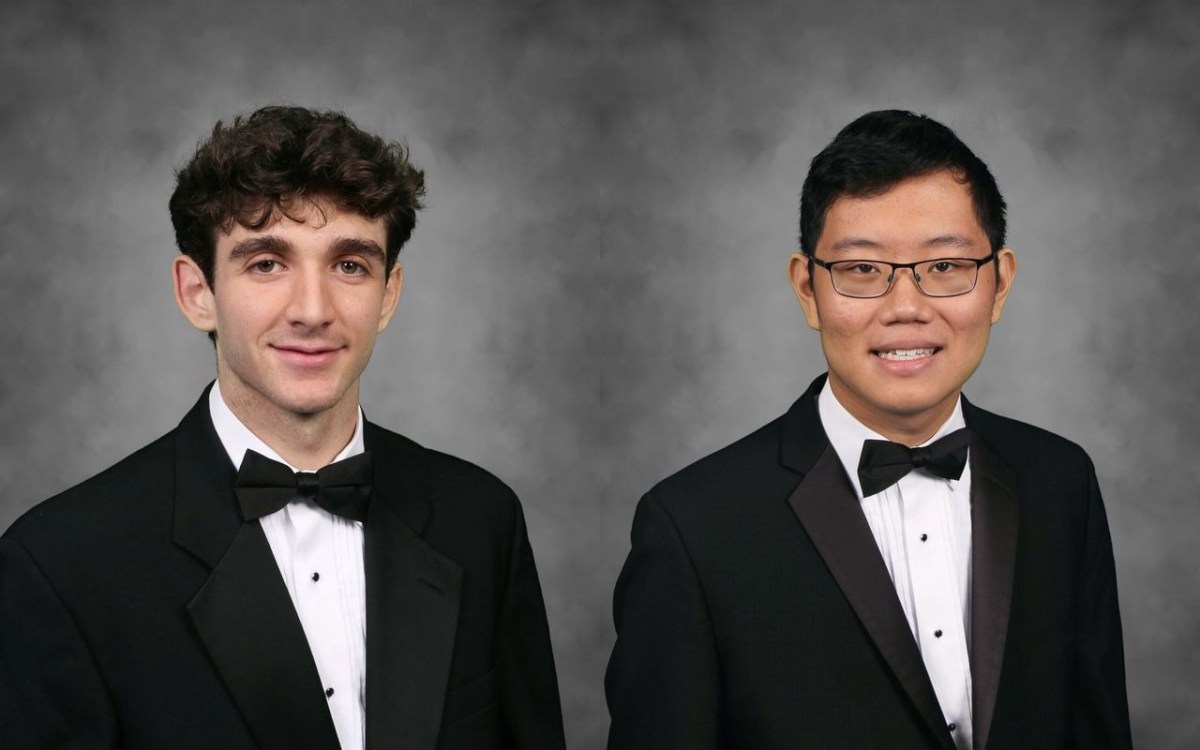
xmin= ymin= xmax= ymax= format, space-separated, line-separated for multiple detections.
xmin=804 ymin=166 xmax=999 ymax=258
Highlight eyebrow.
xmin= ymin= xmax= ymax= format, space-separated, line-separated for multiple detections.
xmin=331 ymin=237 xmax=386 ymax=263
xmin=226 ymin=235 xmax=386 ymax=263
xmin=922 ymin=234 xmax=976 ymax=250
xmin=827 ymin=234 xmax=977 ymax=253
xmin=828 ymin=237 xmax=883 ymax=253
xmin=228 ymin=235 xmax=289 ymax=260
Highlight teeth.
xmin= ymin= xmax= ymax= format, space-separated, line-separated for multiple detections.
xmin=877 ymin=348 xmax=935 ymax=361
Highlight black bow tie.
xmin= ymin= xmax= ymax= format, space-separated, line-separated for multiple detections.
xmin=857 ymin=428 xmax=971 ymax=497
xmin=234 ymin=449 xmax=373 ymax=523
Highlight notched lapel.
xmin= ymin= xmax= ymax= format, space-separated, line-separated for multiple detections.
xmin=173 ymin=389 xmax=340 ymax=750
xmin=787 ymin=446 xmax=953 ymax=749
xmin=186 ymin=522 xmax=341 ymax=750
xmin=171 ymin=389 xmax=242 ymax=570
xmin=968 ymin=435 xmax=1019 ymax=750
xmin=364 ymin=433 xmax=464 ymax=750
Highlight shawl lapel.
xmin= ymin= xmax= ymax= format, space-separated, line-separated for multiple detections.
xmin=172 ymin=389 xmax=340 ymax=750
xmin=962 ymin=405 xmax=1019 ymax=750
xmin=783 ymin=376 xmax=955 ymax=749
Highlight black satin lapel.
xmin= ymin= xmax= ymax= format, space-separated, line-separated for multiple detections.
xmin=187 ymin=522 xmax=340 ymax=750
xmin=364 ymin=439 xmax=463 ymax=750
xmin=969 ymin=435 xmax=1019 ymax=750
xmin=172 ymin=386 xmax=243 ymax=568
xmin=787 ymin=446 xmax=951 ymax=747
xmin=780 ymin=374 xmax=831 ymax=474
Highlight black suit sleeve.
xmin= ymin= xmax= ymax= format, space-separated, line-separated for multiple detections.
xmin=1067 ymin=462 xmax=1133 ymax=749
xmin=606 ymin=492 xmax=723 ymax=749
xmin=0 ymin=536 xmax=117 ymax=749
xmin=495 ymin=498 xmax=567 ymax=750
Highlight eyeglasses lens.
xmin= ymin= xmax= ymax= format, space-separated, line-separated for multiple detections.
xmin=830 ymin=259 xmax=979 ymax=298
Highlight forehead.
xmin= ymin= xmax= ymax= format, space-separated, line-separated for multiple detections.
xmin=819 ymin=171 xmax=985 ymax=252
xmin=216 ymin=200 xmax=386 ymax=249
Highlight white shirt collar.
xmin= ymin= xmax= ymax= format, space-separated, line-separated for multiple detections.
xmin=817 ymin=379 xmax=967 ymax=501
xmin=208 ymin=380 xmax=365 ymax=473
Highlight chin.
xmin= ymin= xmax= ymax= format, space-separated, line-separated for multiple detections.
xmin=875 ymin=387 xmax=958 ymax=419
xmin=271 ymin=385 xmax=348 ymax=417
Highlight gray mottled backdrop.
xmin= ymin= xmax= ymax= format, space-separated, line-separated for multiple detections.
xmin=2 ymin=0 xmax=1197 ymax=746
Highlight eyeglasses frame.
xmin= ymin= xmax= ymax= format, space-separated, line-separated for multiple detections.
xmin=804 ymin=249 xmax=1000 ymax=299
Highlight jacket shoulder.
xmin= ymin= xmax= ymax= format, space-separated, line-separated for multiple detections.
xmin=966 ymin=401 xmax=1096 ymax=475
xmin=645 ymin=413 xmax=797 ymax=517
xmin=364 ymin=422 xmax=521 ymax=516
xmin=4 ymin=431 xmax=176 ymax=546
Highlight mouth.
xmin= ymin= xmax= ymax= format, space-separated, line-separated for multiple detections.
xmin=275 ymin=345 xmax=339 ymax=354
xmin=872 ymin=346 xmax=941 ymax=362
xmin=271 ymin=344 xmax=344 ymax=366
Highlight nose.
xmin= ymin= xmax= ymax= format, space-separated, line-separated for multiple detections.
xmin=881 ymin=266 xmax=932 ymax=322
xmin=287 ymin=268 xmax=334 ymax=329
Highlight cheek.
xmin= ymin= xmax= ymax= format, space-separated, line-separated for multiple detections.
xmin=946 ymin=304 xmax=995 ymax=347
xmin=212 ymin=297 xmax=272 ymax=354
xmin=214 ymin=302 xmax=253 ymax=338
xmin=820 ymin=305 xmax=869 ymax=347
xmin=347 ymin=299 xmax=385 ymax=334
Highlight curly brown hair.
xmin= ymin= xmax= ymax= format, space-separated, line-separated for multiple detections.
xmin=169 ymin=105 xmax=426 ymax=285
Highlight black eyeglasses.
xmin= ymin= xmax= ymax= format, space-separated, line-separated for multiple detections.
xmin=806 ymin=250 xmax=999 ymax=298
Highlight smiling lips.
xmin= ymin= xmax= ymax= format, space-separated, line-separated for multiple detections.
xmin=874 ymin=347 xmax=939 ymax=361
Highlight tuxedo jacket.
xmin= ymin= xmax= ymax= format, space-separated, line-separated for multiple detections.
xmin=0 ymin=389 xmax=566 ymax=750
xmin=606 ymin=375 xmax=1131 ymax=750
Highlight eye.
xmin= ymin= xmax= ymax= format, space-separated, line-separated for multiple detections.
xmin=847 ymin=262 xmax=882 ymax=275
xmin=929 ymin=260 xmax=968 ymax=273
xmin=252 ymin=259 xmax=281 ymax=273
xmin=338 ymin=260 xmax=367 ymax=275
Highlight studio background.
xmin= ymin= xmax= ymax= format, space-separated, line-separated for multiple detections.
xmin=2 ymin=0 xmax=1196 ymax=747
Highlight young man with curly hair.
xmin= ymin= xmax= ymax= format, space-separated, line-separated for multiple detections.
xmin=0 ymin=106 xmax=566 ymax=750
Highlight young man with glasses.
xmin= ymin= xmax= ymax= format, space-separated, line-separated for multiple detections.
xmin=606 ymin=110 xmax=1131 ymax=749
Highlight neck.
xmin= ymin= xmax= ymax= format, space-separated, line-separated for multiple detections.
xmin=827 ymin=377 xmax=958 ymax=446
xmin=219 ymin=381 xmax=359 ymax=470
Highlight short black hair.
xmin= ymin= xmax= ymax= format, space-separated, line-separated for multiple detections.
xmin=799 ymin=110 xmax=1005 ymax=255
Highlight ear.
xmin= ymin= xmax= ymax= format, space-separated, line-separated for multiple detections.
xmin=989 ymin=246 xmax=1018 ymax=325
xmin=377 ymin=261 xmax=404 ymax=333
xmin=788 ymin=253 xmax=822 ymax=331
xmin=173 ymin=255 xmax=217 ymax=333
